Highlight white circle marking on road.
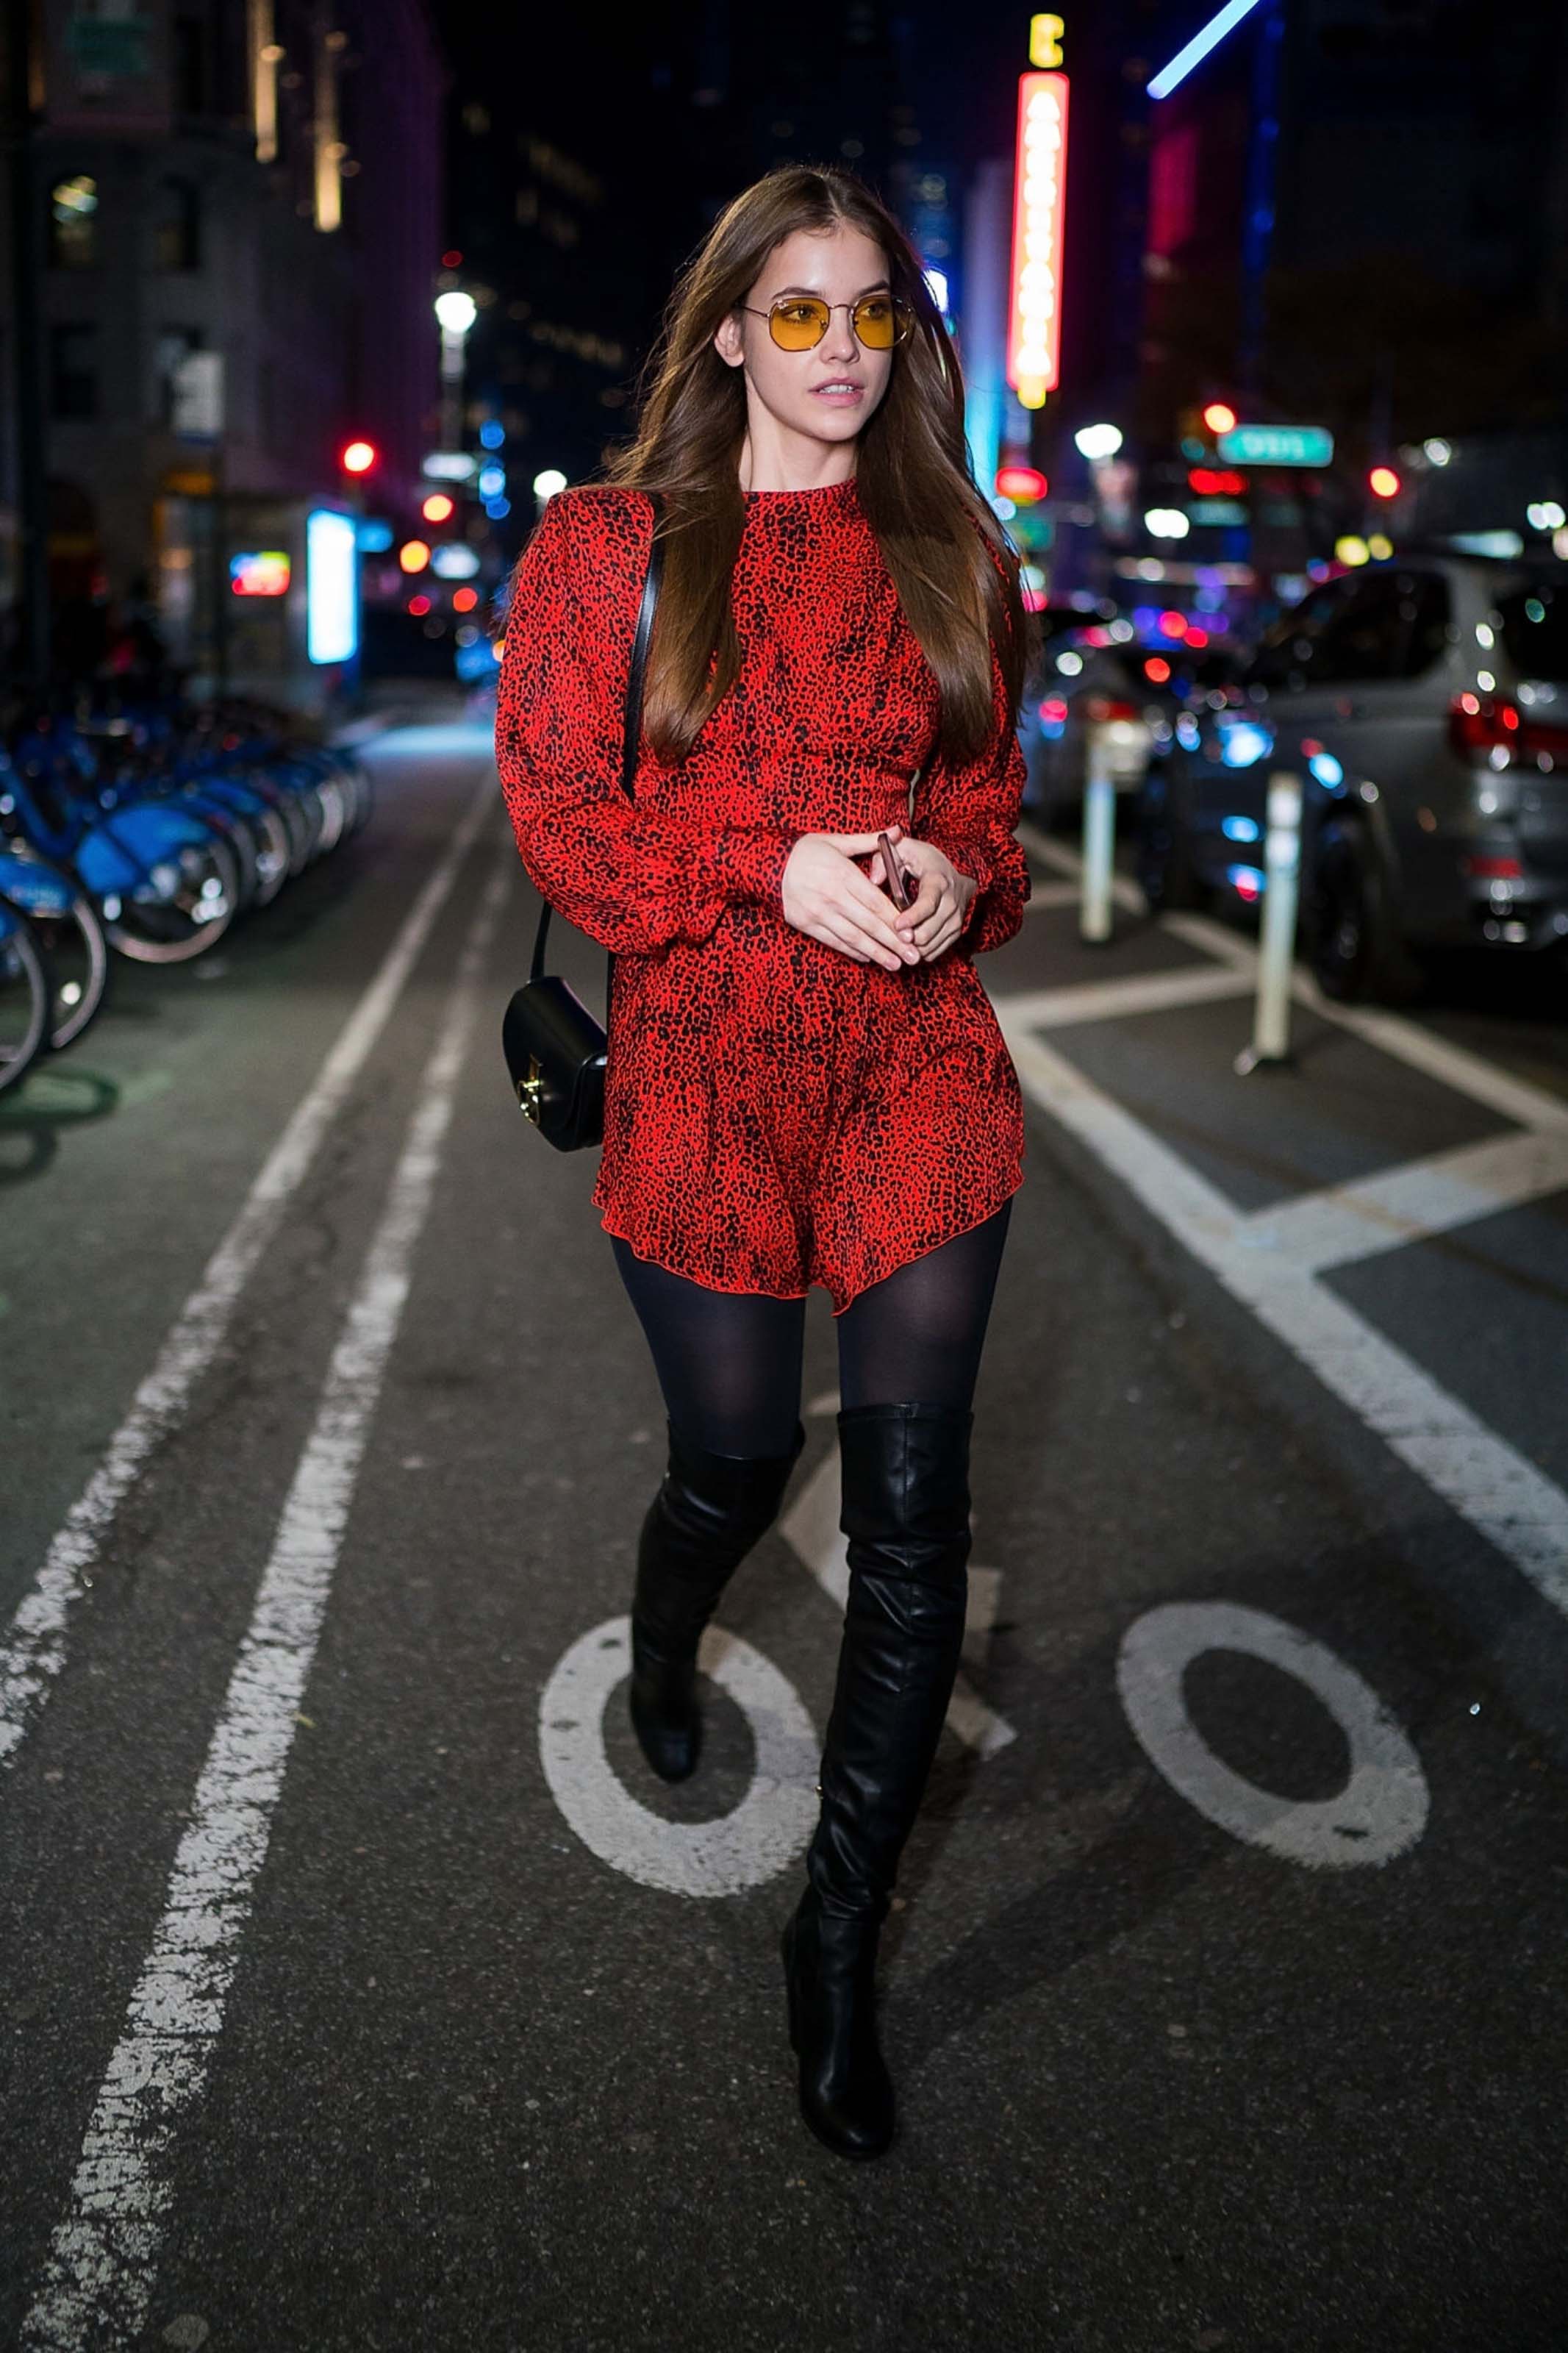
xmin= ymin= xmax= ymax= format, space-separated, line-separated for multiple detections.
xmin=1117 ymin=1602 xmax=1428 ymax=1868
xmin=538 ymin=1617 xmax=822 ymax=1898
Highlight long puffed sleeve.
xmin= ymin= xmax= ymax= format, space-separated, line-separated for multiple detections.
xmin=495 ymin=488 xmax=801 ymax=954
xmin=912 ymin=632 xmax=1032 ymax=956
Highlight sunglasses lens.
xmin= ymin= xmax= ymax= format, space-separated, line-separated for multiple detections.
xmin=769 ymin=299 xmax=830 ymax=349
xmin=853 ymin=296 xmax=901 ymax=349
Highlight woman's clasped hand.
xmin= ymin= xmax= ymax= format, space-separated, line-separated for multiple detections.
xmin=780 ymin=821 xmax=975 ymax=971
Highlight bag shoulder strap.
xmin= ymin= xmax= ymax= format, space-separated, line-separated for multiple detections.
xmin=529 ymin=490 xmax=665 ymax=985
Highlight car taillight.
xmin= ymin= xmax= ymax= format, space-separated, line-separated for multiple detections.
xmin=1449 ymin=692 xmax=1568 ymax=766
xmin=1084 ymin=696 xmax=1140 ymax=724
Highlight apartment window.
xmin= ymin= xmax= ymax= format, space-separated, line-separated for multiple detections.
xmin=51 ymin=325 xmax=100 ymax=420
xmin=155 ymin=178 xmax=201 ymax=271
xmin=49 ymin=176 xmax=100 ymax=269
xmin=154 ymin=329 xmax=204 ymax=426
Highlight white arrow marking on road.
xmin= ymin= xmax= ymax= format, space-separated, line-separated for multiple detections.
xmin=0 ymin=763 xmax=498 ymax=1779
xmin=18 ymin=857 xmax=510 ymax=2352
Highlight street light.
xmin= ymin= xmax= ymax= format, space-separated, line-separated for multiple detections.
xmin=434 ymin=290 xmax=477 ymax=451
xmin=434 ymin=290 xmax=476 ymax=337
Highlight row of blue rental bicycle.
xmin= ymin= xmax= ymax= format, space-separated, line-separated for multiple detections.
xmin=0 ymin=697 xmax=373 ymax=1094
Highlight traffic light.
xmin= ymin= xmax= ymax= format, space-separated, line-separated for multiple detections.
xmin=1367 ymin=465 xmax=1401 ymax=500
xmin=340 ymin=439 xmax=378 ymax=476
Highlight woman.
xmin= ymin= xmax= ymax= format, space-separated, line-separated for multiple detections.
xmin=495 ymin=164 xmax=1033 ymax=2163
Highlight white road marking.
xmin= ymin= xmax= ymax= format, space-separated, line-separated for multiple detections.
xmin=779 ymin=1446 xmax=1017 ymax=1757
xmin=1023 ymin=881 xmax=1083 ymax=911
xmin=995 ymin=965 xmax=1253 ymax=1032
xmin=1290 ymin=967 xmax=1568 ymax=1138
xmin=1027 ymin=831 xmax=1568 ymax=1137
xmin=0 ymin=766 xmax=498 ymax=1777
xmin=1020 ymin=818 xmax=1146 ymax=914
xmin=1234 ymin=1130 xmax=1568 ymax=1274
xmin=1117 ymin=1602 xmax=1428 ymax=1868
xmin=538 ymin=1619 xmax=821 ymax=1899
xmin=18 ymin=857 xmax=509 ymax=2352
xmin=1000 ymin=1017 xmax=1568 ymax=1611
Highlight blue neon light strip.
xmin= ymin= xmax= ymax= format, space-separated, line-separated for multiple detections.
xmin=1148 ymin=0 xmax=1266 ymax=99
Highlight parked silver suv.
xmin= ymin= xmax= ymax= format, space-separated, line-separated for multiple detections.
xmin=1136 ymin=556 xmax=1568 ymax=999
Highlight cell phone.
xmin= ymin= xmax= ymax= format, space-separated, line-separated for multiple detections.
xmin=877 ymin=830 xmax=914 ymax=910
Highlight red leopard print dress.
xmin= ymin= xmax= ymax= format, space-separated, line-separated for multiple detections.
xmin=495 ymin=476 xmax=1030 ymax=1315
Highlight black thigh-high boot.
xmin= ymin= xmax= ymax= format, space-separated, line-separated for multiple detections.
xmin=629 ymin=1415 xmax=806 ymax=1782
xmin=781 ymin=1402 xmax=973 ymax=2159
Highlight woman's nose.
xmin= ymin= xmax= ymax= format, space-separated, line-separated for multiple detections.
xmin=823 ymin=312 xmax=859 ymax=363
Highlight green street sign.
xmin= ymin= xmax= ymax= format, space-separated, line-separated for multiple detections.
xmin=1217 ymin=424 xmax=1334 ymax=468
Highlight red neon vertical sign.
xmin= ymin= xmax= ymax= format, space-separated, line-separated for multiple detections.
xmin=1007 ymin=69 xmax=1070 ymax=402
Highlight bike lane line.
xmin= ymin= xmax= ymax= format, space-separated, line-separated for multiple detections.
xmin=16 ymin=851 xmax=511 ymax=2351
xmin=0 ymin=765 xmax=497 ymax=1777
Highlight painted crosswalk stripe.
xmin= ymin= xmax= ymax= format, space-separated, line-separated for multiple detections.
xmin=0 ymin=764 xmax=496 ymax=1776
xmin=18 ymin=857 xmax=509 ymax=2352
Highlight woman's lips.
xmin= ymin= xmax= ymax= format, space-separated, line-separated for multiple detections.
xmin=811 ymin=384 xmax=864 ymax=404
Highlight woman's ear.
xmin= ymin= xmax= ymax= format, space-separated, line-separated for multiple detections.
xmin=712 ymin=309 xmax=745 ymax=371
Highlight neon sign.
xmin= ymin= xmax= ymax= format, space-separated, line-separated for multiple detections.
xmin=1148 ymin=0 xmax=1266 ymax=100
xmin=1008 ymin=70 xmax=1070 ymax=408
xmin=229 ymin=550 xmax=290 ymax=598
xmin=306 ymin=509 xmax=358 ymax=665
xmin=1029 ymin=13 xmax=1064 ymax=67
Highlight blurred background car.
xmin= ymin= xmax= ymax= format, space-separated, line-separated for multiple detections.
xmin=1135 ymin=556 xmax=1568 ymax=1001
xmin=1019 ymin=604 xmax=1156 ymax=827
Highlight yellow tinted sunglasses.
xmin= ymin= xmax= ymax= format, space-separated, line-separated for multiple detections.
xmin=740 ymin=293 xmax=914 ymax=352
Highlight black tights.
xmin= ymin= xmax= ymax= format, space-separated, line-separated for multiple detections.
xmin=610 ymin=1199 xmax=1013 ymax=1459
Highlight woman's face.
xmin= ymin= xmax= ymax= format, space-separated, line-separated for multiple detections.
xmin=714 ymin=223 xmax=898 ymax=458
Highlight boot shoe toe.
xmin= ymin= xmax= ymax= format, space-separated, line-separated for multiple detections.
xmin=781 ymin=1914 xmax=896 ymax=2159
xmin=629 ymin=1683 xmax=701 ymax=1782
xmin=798 ymin=2068 xmax=895 ymax=2160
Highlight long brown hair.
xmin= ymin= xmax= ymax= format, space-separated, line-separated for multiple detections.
xmin=578 ymin=165 xmax=1032 ymax=771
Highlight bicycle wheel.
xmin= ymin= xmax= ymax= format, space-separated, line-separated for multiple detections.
xmin=0 ymin=902 xmax=53 ymax=1094
xmin=0 ymin=851 xmax=110 ymax=1049
xmin=101 ymin=832 xmax=241 ymax=964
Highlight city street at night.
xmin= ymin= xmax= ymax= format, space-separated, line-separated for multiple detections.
xmin=2 ymin=718 xmax=1566 ymax=2349
xmin=5 ymin=0 xmax=1568 ymax=2345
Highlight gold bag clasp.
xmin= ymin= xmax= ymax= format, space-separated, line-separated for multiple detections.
xmin=518 ymin=1053 xmax=545 ymax=1124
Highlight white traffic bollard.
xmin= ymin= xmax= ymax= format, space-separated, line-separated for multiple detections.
xmin=1236 ymin=767 xmax=1303 ymax=1074
xmin=1080 ymin=724 xmax=1115 ymax=944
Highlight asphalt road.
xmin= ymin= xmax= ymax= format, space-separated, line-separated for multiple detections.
xmin=4 ymin=713 xmax=1567 ymax=2353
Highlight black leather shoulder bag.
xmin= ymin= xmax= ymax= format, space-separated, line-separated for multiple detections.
xmin=501 ymin=492 xmax=665 ymax=1151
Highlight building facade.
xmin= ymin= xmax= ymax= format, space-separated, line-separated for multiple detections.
xmin=2 ymin=0 xmax=443 ymax=704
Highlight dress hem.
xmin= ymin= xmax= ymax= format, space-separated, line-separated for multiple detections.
xmin=598 ymin=1166 xmax=1024 ymax=1319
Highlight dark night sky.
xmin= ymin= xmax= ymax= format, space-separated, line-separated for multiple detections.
xmin=428 ymin=0 xmax=1031 ymax=206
